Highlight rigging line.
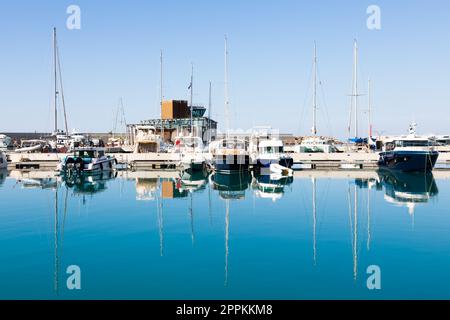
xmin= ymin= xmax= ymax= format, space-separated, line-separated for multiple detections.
xmin=316 ymin=64 xmax=334 ymax=137
xmin=298 ymin=62 xmax=314 ymax=135
xmin=56 ymin=41 xmax=69 ymax=134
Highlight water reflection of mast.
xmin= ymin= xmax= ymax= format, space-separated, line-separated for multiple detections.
xmin=367 ymin=184 xmax=371 ymax=251
xmin=312 ymin=177 xmax=317 ymax=265
xmin=225 ymin=199 xmax=230 ymax=286
xmin=54 ymin=183 xmax=59 ymax=294
xmin=208 ymin=181 xmax=213 ymax=226
xmin=189 ymin=190 xmax=195 ymax=246
xmin=156 ymin=180 xmax=164 ymax=257
xmin=347 ymin=184 xmax=358 ymax=281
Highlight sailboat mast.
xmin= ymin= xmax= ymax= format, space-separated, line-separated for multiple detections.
xmin=312 ymin=43 xmax=318 ymax=136
xmin=190 ymin=63 xmax=194 ymax=135
xmin=53 ymin=28 xmax=58 ymax=134
xmin=160 ymin=50 xmax=164 ymax=140
xmin=208 ymin=81 xmax=212 ymax=143
xmin=368 ymin=78 xmax=372 ymax=139
xmin=224 ymin=35 xmax=230 ymax=139
xmin=353 ymin=40 xmax=359 ymax=138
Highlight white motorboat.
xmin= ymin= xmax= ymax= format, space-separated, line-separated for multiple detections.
xmin=173 ymin=134 xmax=206 ymax=172
xmin=58 ymin=147 xmax=117 ymax=174
xmin=0 ymin=134 xmax=12 ymax=151
xmin=130 ymin=125 xmax=162 ymax=153
xmin=15 ymin=140 xmax=48 ymax=153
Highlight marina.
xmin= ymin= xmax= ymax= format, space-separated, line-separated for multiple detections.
xmin=2 ymin=168 xmax=450 ymax=299
xmin=2 ymin=0 xmax=450 ymax=304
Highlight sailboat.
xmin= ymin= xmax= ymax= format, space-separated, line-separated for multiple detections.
xmin=212 ymin=36 xmax=250 ymax=173
xmin=172 ymin=64 xmax=207 ymax=172
xmin=49 ymin=28 xmax=71 ymax=153
xmin=297 ymin=43 xmax=338 ymax=153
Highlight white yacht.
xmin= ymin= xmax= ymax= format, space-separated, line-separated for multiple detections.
xmin=130 ymin=125 xmax=162 ymax=153
xmin=0 ymin=134 xmax=12 ymax=151
xmin=15 ymin=140 xmax=48 ymax=153
xmin=173 ymin=134 xmax=206 ymax=172
xmin=249 ymin=128 xmax=293 ymax=170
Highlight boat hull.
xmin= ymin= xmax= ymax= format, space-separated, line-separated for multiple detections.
xmin=213 ymin=155 xmax=250 ymax=173
xmin=378 ymin=150 xmax=439 ymax=172
xmin=257 ymin=156 xmax=293 ymax=169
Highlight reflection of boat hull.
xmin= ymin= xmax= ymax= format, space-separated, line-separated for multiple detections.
xmin=180 ymin=170 xmax=208 ymax=190
xmin=377 ymin=170 xmax=438 ymax=203
xmin=64 ymin=171 xmax=116 ymax=194
xmin=210 ymin=172 xmax=251 ymax=200
xmin=378 ymin=150 xmax=439 ymax=172
xmin=213 ymin=155 xmax=250 ymax=173
xmin=254 ymin=173 xmax=293 ymax=194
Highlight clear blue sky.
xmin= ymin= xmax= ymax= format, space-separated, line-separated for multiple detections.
xmin=1 ymin=0 xmax=449 ymax=137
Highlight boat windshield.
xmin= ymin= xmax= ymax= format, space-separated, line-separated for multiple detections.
xmin=75 ymin=150 xmax=103 ymax=158
xmin=394 ymin=140 xmax=431 ymax=147
xmin=222 ymin=139 xmax=245 ymax=150
xmin=260 ymin=146 xmax=283 ymax=153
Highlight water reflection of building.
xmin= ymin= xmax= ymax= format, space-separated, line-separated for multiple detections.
xmin=135 ymin=178 xmax=158 ymax=201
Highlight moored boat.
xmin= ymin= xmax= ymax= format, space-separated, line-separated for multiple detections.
xmin=173 ymin=134 xmax=207 ymax=173
xmin=378 ymin=124 xmax=439 ymax=173
xmin=58 ymin=147 xmax=116 ymax=174
xmin=212 ymin=138 xmax=250 ymax=174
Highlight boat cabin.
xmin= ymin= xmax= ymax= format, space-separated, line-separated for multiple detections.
xmin=258 ymin=139 xmax=284 ymax=154
xmin=74 ymin=148 xmax=106 ymax=159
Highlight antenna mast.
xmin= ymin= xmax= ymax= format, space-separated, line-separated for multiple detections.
xmin=160 ymin=50 xmax=164 ymax=140
xmin=208 ymin=81 xmax=212 ymax=143
xmin=368 ymin=78 xmax=372 ymax=148
xmin=224 ymin=35 xmax=230 ymax=138
xmin=53 ymin=28 xmax=58 ymax=134
xmin=353 ymin=40 xmax=359 ymax=138
xmin=312 ymin=42 xmax=318 ymax=136
xmin=190 ymin=63 xmax=194 ymax=135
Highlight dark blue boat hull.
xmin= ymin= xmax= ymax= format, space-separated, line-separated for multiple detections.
xmin=213 ymin=155 xmax=250 ymax=173
xmin=378 ymin=150 xmax=439 ymax=172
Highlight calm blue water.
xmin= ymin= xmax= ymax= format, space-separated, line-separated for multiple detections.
xmin=1 ymin=168 xmax=450 ymax=300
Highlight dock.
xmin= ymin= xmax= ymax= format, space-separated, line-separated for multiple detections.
xmin=5 ymin=151 xmax=450 ymax=171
